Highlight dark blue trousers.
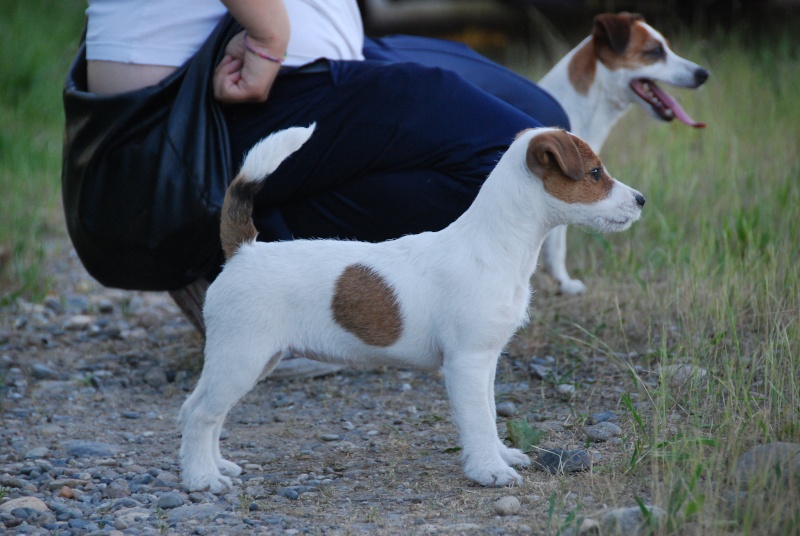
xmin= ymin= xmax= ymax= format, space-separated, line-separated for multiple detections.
xmin=223 ymin=35 xmax=567 ymax=245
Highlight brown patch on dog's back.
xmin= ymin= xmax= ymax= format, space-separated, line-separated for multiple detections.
xmin=332 ymin=264 xmax=403 ymax=347
xmin=568 ymin=40 xmax=596 ymax=95
xmin=527 ymin=131 xmax=614 ymax=204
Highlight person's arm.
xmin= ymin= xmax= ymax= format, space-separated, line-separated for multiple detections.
xmin=214 ymin=0 xmax=290 ymax=103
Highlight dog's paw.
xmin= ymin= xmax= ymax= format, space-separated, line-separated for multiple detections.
xmin=499 ymin=446 xmax=531 ymax=467
xmin=216 ymin=459 xmax=242 ymax=477
xmin=559 ymin=278 xmax=587 ymax=295
xmin=182 ymin=471 xmax=233 ymax=494
xmin=465 ymin=461 xmax=522 ymax=487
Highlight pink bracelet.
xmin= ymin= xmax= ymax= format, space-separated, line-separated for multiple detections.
xmin=243 ymin=32 xmax=286 ymax=64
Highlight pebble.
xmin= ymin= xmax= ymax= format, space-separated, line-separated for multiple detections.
xmin=0 ymin=497 xmax=50 ymax=513
xmin=277 ymin=487 xmax=300 ymax=500
xmin=157 ymin=492 xmax=186 ymax=509
xmin=166 ymin=503 xmax=221 ymax=523
xmin=529 ymin=363 xmax=551 ymax=379
xmin=143 ymin=365 xmax=168 ymax=387
xmin=557 ymin=384 xmax=575 ymax=400
xmin=319 ymin=433 xmax=340 ymax=442
xmin=24 ymin=446 xmax=50 ymax=459
xmin=657 ymin=364 xmax=708 ymax=387
xmin=734 ymin=442 xmax=800 ymax=488
xmin=31 ymin=363 xmax=61 ymax=380
xmin=64 ymin=314 xmax=93 ymax=330
xmin=584 ymin=422 xmax=623 ymax=442
xmin=600 ymin=505 xmax=666 ymax=535
xmin=496 ymin=401 xmax=516 ymax=417
xmin=493 ymin=496 xmax=521 ymax=516
xmin=62 ymin=439 xmax=120 ymax=457
xmin=587 ymin=411 xmax=616 ymax=425
xmin=534 ymin=448 xmax=592 ymax=474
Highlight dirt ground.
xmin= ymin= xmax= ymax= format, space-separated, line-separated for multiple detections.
xmin=0 ymin=233 xmax=654 ymax=535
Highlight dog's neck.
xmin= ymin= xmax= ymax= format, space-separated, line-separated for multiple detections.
xmin=539 ymin=38 xmax=632 ymax=153
xmin=447 ymin=145 xmax=553 ymax=279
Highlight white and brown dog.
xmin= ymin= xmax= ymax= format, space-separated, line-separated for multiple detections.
xmin=179 ymin=124 xmax=645 ymax=492
xmin=539 ymin=12 xmax=708 ymax=294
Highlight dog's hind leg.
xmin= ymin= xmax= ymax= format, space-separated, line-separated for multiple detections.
xmin=543 ymin=225 xmax=586 ymax=295
xmin=210 ymin=349 xmax=286 ymax=478
xmin=180 ymin=345 xmax=285 ymax=492
xmin=444 ymin=352 xmax=522 ymax=487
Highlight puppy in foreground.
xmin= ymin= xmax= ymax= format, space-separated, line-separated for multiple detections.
xmin=179 ymin=124 xmax=645 ymax=492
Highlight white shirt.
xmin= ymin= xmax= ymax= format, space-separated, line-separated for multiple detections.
xmin=85 ymin=0 xmax=364 ymax=68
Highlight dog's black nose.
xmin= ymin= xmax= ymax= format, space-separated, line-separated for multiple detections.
xmin=635 ymin=193 xmax=646 ymax=207
xmin=694 ymin=68 xmax=710 ymax=86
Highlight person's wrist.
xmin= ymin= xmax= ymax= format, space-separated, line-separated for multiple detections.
xmin=243 ymin=32 xmax=287 ymax=64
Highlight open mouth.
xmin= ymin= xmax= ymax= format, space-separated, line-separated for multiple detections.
xmin=630 ymin=79 xmax=705 ymax=128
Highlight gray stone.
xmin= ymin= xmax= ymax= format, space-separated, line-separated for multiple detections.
xmin=734 ymin=442 xmax=800 ymax=488
xmin=319 ymin=433 xmax=340 ymax=442
xmin=277 ymin=487 xmax=300 ymax=500
xmin=493 ymin=496 xmax=521 ymax=516
xmin=31 ymin=363 xmax=61 ymax=380
xmin=24 ymin=446 xmax=50 ymax=459
xmin=105 ymin=479 xmax=131 ymax=499
xmin=64 ymin=314 xmax=93 ymax=331
xmin=535 ymin=448 xmax=592 ymax=474
xmin=0 ymin=497 xmax=50 ymax=513
xmin=496 ymin=401 xmax=516 ymax=417
xmin=166 ymin=503 xmax=221 ymax=523
xmin=587 ymin=411 xmax=616 ymax=425
xmin=157 ymin=492 xmax=186 ymax=509
xmin=529 ymin=363 xmax=551 ymax=379
xmin=584 ymin=422 xmax=623 ymax=442
xmin=65 ymin=294 xmax=90 ymax=313
xmin=114 ymin=507 xmax=151 ymax=526
xmin=657 ymin=364 xmax=708 ymax=387
xmin=600 ymin=505 xmax=666 ymax=535
xmin=143 ymin=366 xmax=168 ymax=387
xmin=557 ymin=384 xmax=575 ymax=400
xmin=62 ymin=440 xmax=120 ymax=457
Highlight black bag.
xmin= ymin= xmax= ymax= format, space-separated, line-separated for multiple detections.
xmin=61 ymin=16 xmax=240 ymax=291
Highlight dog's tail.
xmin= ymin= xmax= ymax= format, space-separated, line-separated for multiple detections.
xmin=220 ymin=123 xmax=316 ymax=260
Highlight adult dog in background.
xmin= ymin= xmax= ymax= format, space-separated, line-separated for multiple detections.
xmin=539 ymin=12 xmax=708 ymax=294
xmin=179 ymin=124 xmax=645 ymax=492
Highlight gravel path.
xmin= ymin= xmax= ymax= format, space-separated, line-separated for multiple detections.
xmin=1 ymin=238 xmax=644 ymax=535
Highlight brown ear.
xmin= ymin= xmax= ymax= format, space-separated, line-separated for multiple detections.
xmin=593 ymin=12 xmax=644 ymax=55
xmin=526 ymin=131 xmax=584 ymax=182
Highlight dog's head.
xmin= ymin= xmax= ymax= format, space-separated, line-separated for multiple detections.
xmin=522 ymin=129 xmax=644 ymax=233
xmin=573 ymin=12 xmax=709 ymax=127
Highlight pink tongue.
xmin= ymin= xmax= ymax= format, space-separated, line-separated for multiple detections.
xmin=650 ymin=83 xmax=706 ymax=128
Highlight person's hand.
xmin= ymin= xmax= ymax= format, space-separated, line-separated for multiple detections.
xmin=213 ymin=31 xmax=282 ymax=103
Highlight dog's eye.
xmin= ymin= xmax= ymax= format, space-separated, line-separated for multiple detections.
xmin=645 ymin=45 xmax=665 ymax=59
xmin=590 ymin=167 xmax=603 ymax=181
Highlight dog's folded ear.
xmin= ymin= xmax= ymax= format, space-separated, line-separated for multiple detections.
xmin=526 ymin=130 xmax=584 ymax=182
xmin=593 ymin=12 xmax=645 ymax=56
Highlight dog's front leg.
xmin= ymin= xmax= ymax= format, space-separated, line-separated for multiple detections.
xmin=487 ymin=364 xmax=531 ymax=469
xmin=543 ymin=225 xmax=586 ymax=295
xmin=443 ymin=353 xmax=522 ymax=487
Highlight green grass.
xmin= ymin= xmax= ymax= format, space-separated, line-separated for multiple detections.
xmin=0 ymin=0 xmax=85 ymax=301
xmin=518 ymin=22 xmax=800 ymax=536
